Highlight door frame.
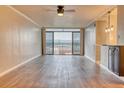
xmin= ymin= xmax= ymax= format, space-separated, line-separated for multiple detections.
xmin=45 ymin=31 xmax=80 ymax=55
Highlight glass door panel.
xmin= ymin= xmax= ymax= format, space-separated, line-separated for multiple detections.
xmin=72 ymin=32 xmax=80 ymax=54
xmin=46 ymin=32 xmax=53 ymax=54
xmin=54 ymin=32 xmax=72 ymax=55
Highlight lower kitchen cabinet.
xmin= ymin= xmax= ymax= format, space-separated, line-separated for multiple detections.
xmin=101 ymin=45 xmax=124 ymax=76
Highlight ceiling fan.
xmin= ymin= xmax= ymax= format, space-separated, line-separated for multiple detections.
xmin=46 ymin=5 xmax=76 ymax=16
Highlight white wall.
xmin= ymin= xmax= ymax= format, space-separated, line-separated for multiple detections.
xmin=0 ymin=6 xmax=41 ymax=74
xmin=84 ymin=23 xmax=96 ymax=61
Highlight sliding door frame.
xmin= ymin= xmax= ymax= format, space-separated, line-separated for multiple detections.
xmin=45 ymin=31 xmax=80 ymax=55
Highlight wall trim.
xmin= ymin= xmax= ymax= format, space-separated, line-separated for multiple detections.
xmin=85 ymin=55 xmax=124 ymax=82
xmin=0 ymin=54 xmax=41 ymax=77
xmin=7 ymin=5 xmax=40 ymax=27
xmin=100 ymin=64 xmax=124 ymax=82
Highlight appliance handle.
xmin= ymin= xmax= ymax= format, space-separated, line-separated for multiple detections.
xmin=108 ymin=47 xmax=111 ymax=68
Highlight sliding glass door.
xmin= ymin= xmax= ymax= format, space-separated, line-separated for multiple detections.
xmin=54 ymin=32 xmax=72 ymax=55
xmin=72 ymin=32 xmax=80 ymax=54
xmin=46 ymin=32 xmax=53 ymax=54
xmin=45 ymin=31 xmax=80 ymax=55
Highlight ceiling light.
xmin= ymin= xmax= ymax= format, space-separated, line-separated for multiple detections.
xmin=57 ymin=13 xmax=64 ymax=16
xmin=110 ymin=25 xmax=114 ymax=31
xmin=105 ymin=11 xmax=114 ymax=33
xmin=105 ymin=28 xmax=108 ymax=32
xmin=108 ymin=28 xmax=111 ymax=32
xmin=57 ymin=6 xmax=64 ymax=16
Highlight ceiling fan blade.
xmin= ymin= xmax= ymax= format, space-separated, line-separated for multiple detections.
xmin=46 ymin=9 xmax=56 ymax=12
xmin=46 ymin=9 xmax=75 ymax=13
xmin=64 ymin=10 xmax=76 ymax=12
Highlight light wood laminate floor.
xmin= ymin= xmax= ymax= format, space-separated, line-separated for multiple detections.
xmin=0 ymin=55 xmax=124 ymax=88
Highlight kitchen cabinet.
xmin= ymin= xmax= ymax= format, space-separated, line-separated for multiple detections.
xmin=101 ymin=45 xmax=124 ymax=76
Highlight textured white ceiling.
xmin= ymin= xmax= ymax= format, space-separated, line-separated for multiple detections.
xmin=12 ymin=5 xmax=114 ymax=28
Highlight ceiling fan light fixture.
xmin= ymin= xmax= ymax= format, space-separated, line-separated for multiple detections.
xmin=57 ymin=6 xmax=64 ymax=16
xmin=57 ymin=13 xmax=64 ymax=16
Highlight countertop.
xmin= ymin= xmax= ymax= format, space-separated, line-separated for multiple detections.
xmin=102 ymin=44 xmax=124 ymax=46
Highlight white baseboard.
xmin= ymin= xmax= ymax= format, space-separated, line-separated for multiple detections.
xmin=84 ymin=55 xmax=124 ymax=82
xmin=84 ymin=55 xmax=95 ymax=62
xmin=100 ymin=64 xmax=124 ymax=82
xmin=0 ymin=54 xmax=41 ymax=77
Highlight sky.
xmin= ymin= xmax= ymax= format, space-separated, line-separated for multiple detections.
xmin=54 ymin=32 xmax=72 ymax=40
